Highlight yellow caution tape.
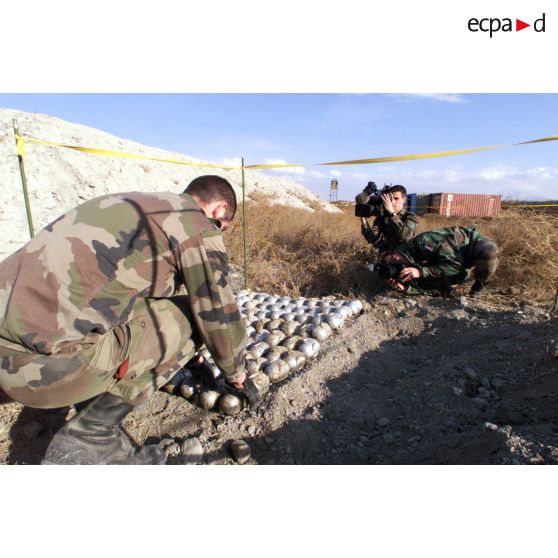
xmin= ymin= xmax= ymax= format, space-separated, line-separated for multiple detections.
xmin=319 ymin=146 xmax=504 ymax=166
xmin=18 ymin=135 xmax=239 ymax=170
xmin=16 ymin=133 xmax=558 ymax=171
xmin=320 ymin=134 xmax=558 ymax=166
xmin=502 ymin=203 xmax=558 ymax=208
xmin=518 ymin=135 xmax=558 ymax=145
xmin=244 ymin=163 xmax=305 ymax=169
xmin=407 ymin=204 xmax=558 ymax=210
xmin=16 ymin=135 xmax=26 ymax=156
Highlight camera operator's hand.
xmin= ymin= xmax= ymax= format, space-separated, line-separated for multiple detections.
xmin=387 ymin=278 xmax=406 ymax=291
xmin=400 ymin=267 xmax=421 ymax=282
xmin=381 ymin=193 xmax=395 ymax=215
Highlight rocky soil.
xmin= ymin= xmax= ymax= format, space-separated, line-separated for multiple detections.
xmin=2 ymin=293 xmax=557 ymax=465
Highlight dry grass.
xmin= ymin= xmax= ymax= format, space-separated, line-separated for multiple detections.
xmin=223 ymin=203 xmax=558 ymax=306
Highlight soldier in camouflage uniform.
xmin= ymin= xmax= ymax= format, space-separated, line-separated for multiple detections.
xmin=382 ymin=226 xmax=500 ymax=297
xmin=0 ymin=175 xmax=247 ymax=464
xmin=361 ymin=185 xmax=419 ymax=253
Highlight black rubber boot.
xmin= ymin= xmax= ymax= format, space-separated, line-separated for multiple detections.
xmin=41 ymin=392 xmax=166 ymax=465
xmin=469 ymin=279 xmax=486 ymax=298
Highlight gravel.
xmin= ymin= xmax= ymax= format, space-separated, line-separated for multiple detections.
xmin=2 ymin=294 xmax=557 ymax=465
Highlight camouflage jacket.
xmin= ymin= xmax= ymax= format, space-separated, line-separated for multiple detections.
xmin=361 ymin=209 xmax=419 ymax=252
xmin=0 ymin=192 xmax=247 ymax=381
xmin=396 ymin=226 xmax=485 ymax=279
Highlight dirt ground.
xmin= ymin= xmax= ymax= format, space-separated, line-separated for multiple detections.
xmin=1 ymin=293 xmax=557 ymax=465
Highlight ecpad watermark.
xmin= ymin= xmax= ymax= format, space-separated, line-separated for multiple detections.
xmin=468 ymin=13 xmax=546 ymax=37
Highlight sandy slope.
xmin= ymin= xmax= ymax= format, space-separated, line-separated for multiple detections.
xmin=0 ymin=108 xmax=339 ymax=260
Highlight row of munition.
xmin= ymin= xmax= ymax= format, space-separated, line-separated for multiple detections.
xmin=175 ymin=292 xmax=364 ymax=415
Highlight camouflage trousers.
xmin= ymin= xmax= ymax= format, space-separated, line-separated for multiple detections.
xmin=0 ymin=296 xmax=198 ymax=409
xmin=405 ymin=270 xmax=471 ymax=296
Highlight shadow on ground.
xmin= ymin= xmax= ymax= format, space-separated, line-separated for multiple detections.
xmin=4 ymin=309 xmax=557 ymax=465
xmin=201 ymin=312 xmax=558 ymax=465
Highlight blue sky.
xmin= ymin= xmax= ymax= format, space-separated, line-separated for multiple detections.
xmin=1 ymin=93 xmax=557 ymax=200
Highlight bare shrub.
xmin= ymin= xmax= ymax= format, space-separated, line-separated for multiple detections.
xmin=224 ymin=203 xmax=558 ymax=305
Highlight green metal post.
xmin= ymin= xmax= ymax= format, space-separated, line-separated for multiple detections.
xmin=13 ymin=119 xmax=35 ymax=238
xmin=241 ymin=158 xmax=248 ymax=289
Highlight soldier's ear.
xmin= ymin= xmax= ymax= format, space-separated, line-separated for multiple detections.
xmin=211 ymin=202 xmax=229 ymax=221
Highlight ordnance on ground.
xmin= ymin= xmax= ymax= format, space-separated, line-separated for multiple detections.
xmin=246 ymin=357 xmax=268 ymax=374
xmin=250 ymin=342 xmax=270 ymax=358
xmin=298 ymin=324 xmax=313 ymax=339
xmin=298 ymin=338 xmax=321 ymax=359
xmin=265 ymin=359 xmax=290 ymax=383
xmin=267 ymin=330 xmax=286 ymax=347
xmin=267 ymin=318 xmax=285 ymax=331
xmin=281 ymin=351 xmax=298 ymax=372
xmin=179 ymin=380 xmax=197 ymax=400
xmin=281 ymin=335 xmax=302 ymax=350
xmin=326 ymin=315 xmax=343 ymax=330
xmin=198 ymin=390 xmax=221 ymax=411
xmin=230 ymin=439 xmax=251 ymax=464
xmin=265 ymin=347 xmax=283 ymax=363
xmin=170 ymin=292 xmax=365 ymax=416
xmin=220 ymin=393 xmax=243 ymax=415
xmin=280 ymin=321 xmax=300 ymax=337
xmin=312 ymin=326 xmax=330 ymax=342
xmin=291 ymin=350 xmax=306 ymax=370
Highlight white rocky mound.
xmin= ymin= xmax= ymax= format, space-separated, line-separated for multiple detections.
xmin=0 ymin=108 xmax=339 ymax=260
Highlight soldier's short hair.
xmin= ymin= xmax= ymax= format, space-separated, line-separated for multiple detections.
xmin=383 ymin=250 xmax=409 ymax=264
xmin=473 ymin=238 xmax=499 ymax=260
xmin=388 ymin=185 xmax=407 ymax=197
xmin=184 ymin=175 xmax=237 ymax=221
xmin=473 ymin=238 xmax=500 ymax=282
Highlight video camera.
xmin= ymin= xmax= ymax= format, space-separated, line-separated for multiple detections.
xmin=367 ymin=261 xmax=406 ymax=280
xmin=355 ymin=181 xmax=392 ymax=218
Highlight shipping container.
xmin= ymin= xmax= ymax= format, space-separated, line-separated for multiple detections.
xmin=407 ymin=193 xmax=431 ymax=214
xmin=416 ymin=194 xmax=431 ymax=215
xmin=429 ymin=193 xmax=501 ymax=218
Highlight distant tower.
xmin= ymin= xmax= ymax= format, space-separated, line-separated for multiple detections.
xmin=329 ymin=179 xmax=338 ymax=203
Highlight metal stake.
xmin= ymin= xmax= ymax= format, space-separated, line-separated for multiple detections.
xmin=241 ymin=157 xmax=248 ymax=289
xmin=13 ymin=119 xmax=34 ymax=238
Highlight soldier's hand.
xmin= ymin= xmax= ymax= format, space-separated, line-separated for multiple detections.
xmin=469 ymin=279 xmax=485 ymax=298
xmin=226 ymin=373 xmax=269 ymax=411
xmin=242 ymin=374 xmax=266 ymax=411
xmin=387 ymin=279 xmax=406 ymax=291
xmin=186 ymin=354 xmax=204 ymax=368
xmin=400 ymin=267 xmax=420 ymax=282
xmin=227 ymin=370 xmax=246 ymax=390
xmin=382 ymin=193 xmax=395 ymax=214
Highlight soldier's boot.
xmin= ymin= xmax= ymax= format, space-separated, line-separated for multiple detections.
xmin=41 ymin=392 xmax=166 ymax=465
xmin=469 ymin=279 xmax=485 ymax=298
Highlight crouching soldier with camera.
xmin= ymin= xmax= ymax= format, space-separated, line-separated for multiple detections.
xmin=357 ymin=183 xmax=419 ymax=253
xmin=376 ymin=226 xmax=500 ymax=298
